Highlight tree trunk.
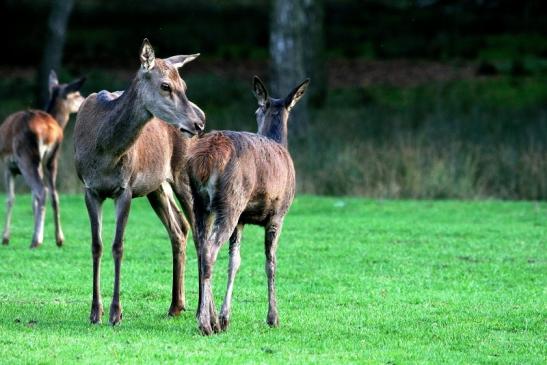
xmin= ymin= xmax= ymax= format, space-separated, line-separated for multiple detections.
xmin=303 ymin=0 xmax=327 ymax=108
xmin=35 ymin=0 xmax=75 ymax=108
xmin=270 ymin=0 xmax=308 ymax=137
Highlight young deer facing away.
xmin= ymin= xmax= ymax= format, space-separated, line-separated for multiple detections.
xmin=187 ymin=76 xmax=309 ymax=335
xmin=74 ymin=39 xmax=204 ymax=325
xmin=0 ymin=71 xmax=85 ymax=248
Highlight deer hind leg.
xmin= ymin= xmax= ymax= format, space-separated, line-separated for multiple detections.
xmin=265 ymin=218 xmax=284 ymax=327
xmin=197 ymin=212 xmax=242 ymax=335
xmin=190 ymin=185 xmax=209 ymax=322
xmin=193 ymin=206 xmax=217 ymax=334
xmin=2 ymin=168 xmax=16 ymax=245
xmin=43 ymin=146 xmax=64 ymax=246
xmin=85 ymin=189 xmax=105 ymax=324
xmin=197 ymin=236 xmax=223 ymax=336
xmin=219 ymin=223 xmax=244 ymax=331
xmin=147 ymin=184 xmax=189 ymax=317
xmin=109 ymin=189 xmax=132 ymax=325
xmin=16 ymin=151 xmax=47 ymax=249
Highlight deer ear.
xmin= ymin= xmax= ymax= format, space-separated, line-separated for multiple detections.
xmin=285 ymin=78 xmax=310 ymax=111
xmin=140 ymin=38 xmax=155 ymax=71
xmin=253 ymin=76 xmax=268 ymax=106
xmin=65 ymin=77 xmax=86 ymax=93
xmin=48 ymin=70 xmax=59 ymax=93
xmin=165 ymin=53 xmax=200 ymax=69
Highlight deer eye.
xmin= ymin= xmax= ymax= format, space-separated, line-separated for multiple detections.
xmin=160 ymin=83 xmax=171 ymax=92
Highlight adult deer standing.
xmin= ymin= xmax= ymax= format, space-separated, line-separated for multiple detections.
xmin=186 ymin=76 xmax=309 ymax=335
xmin=74 ymin=39 xmax=204 ymax=325
xmin=0 ymin=71 xmax=85 ymax=248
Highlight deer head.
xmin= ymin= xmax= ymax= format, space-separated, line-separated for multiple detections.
xmin=253 ymin=76 xmax=309 ymax=145
xmin=137 ymin=38 xmax=205 ymax=136
xmin=47 ymin=70 xmax=86 ymax=113
xmin=46 ymin=70 xmax=86 ymax=128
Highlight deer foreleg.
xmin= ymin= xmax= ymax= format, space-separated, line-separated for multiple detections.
xmin=109 ymin=189 xmax=132 ymax=325
xmin=85 ymin=189 xmax=105 ymax=324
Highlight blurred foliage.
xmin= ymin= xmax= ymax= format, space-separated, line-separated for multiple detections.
xmin=297 ymin=76 xmax=547 ymax=198
xmin=361 ymin=77 xmax=547 ymax=110
xmin=0 ymin=70 xmax=546 ymax=199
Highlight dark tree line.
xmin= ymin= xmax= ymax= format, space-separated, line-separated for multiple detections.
xmin=35 ymin=0 xmax=328 ymax=129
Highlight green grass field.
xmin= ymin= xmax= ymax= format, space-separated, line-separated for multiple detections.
xmin=0 ymin=195 xmax=545 ymax=364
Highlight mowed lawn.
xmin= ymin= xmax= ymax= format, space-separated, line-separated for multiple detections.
xmin=0 ymin=195 xmax=545 ymax=364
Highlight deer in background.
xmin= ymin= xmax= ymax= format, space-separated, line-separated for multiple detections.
xmin=186 ymin=76 xmax=309 ymax=335
xmin=74 ymin=39 xmax=204 ymax=325
xmin=0 ymin=71 xmax=85 ymax=248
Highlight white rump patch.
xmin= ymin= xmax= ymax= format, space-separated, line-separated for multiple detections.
xmin=38 ymin=139 xmax=54 ymax=160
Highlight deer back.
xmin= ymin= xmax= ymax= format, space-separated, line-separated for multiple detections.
xmin=188 ymin=131 xmax=295 ymax=209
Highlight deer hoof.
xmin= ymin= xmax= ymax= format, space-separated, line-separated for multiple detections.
xmin=219 ymin=314 xmax=230 ymax=331
xmin=211 ymin=317 xmax=221 ymax=334
xmin=109 ymin=305 xmax=123 ymax=325
xmin=198 ymin=321 xmax=213 ymax=336
xmin=30 ymin=241 xmax=42 ymax=249
xmin=267 ymin=312 xmax=279 ymax=328
xmin=2 ymin=237 xmax=9 ymax=245
xmin=198 ymin=311 xmax=214 ymax=336
xmin=56 ymin=235 xmax=65 ymax=247
xmin=168 ymin=303 xmax=186 ymax=317
xmin=90 ymin=305 xmax=104 ymax=324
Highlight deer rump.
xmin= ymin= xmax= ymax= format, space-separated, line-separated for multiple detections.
xmin=187 ymin=130 xmax=295 ymax=225
xmin=0 ymin=111 xmax=63 ymax=156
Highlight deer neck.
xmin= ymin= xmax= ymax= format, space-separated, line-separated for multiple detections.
xmin=46 ymin=91 xmax=70 ymax=129
xmin=258 ymin=111 xmax=288 ymax=148
xmin=96 ymin=77 xmax=153 ymax=157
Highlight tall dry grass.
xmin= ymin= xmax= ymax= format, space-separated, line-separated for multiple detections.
xmin=294 ymin=78 xmax=547 ymax=199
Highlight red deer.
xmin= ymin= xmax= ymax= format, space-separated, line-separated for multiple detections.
xmin=74 ymin=39 xmax=204 ymax=325
xmin=0 ymin=71 xmax=85 ymax=248
xmin=186 ymin=76 xmax=309 ymax=335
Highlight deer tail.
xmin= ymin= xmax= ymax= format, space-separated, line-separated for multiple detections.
xmin=187 ymin=132 xmax=234 ymax=185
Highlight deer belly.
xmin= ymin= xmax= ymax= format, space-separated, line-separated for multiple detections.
xmin=78 ymin=164 xmax=129 ymax=198
xmin=239 ymin=197 xmax=279 ymax=225
xmin=130 ymin=171 xmax=171 ymax=197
